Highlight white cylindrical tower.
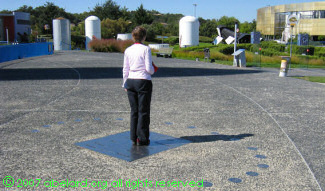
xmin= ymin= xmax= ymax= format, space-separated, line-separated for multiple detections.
xmin=53 ymin=17 xmax=71 ymax=51
xmin=179 ymin=16 xmax=200 ymax=48
xmin=85 ymin=16 xmax=101 ymax=50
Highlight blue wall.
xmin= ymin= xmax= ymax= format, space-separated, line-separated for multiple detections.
xmin=0 ymin=42 xmax=54 ymax=63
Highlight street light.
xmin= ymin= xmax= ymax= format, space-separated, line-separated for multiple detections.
xmin=193 ymin=4 xmax=197 ymax=17
xmin=287 ymin=14 xmax=298 ymax=70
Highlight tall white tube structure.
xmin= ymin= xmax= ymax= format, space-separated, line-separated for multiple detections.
xmin=53 ymin=18 xmax=71 ymax=51
xmin=85 ymin=16 xmax=101 ymax=50
xmin=179 ymin=16 xmax=200 ymax=48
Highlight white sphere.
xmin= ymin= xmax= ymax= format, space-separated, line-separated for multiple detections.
xmin=85 ymin=16 xmax=101 ymax=50
xmin=179 ymin=16 xmax=200 ymax=48
xmin=53 ymin=18 xmax=71 ymax=51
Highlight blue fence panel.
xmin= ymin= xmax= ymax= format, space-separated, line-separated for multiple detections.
xmin=0 ymin=42 xmax=54 ymax=63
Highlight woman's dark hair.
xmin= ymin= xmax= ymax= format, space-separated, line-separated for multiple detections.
xmin=132 ymin=26 xmax=147 ymax=43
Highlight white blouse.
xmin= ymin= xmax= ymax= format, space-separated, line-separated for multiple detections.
xmin=122 ymin=43 xmax=155 ymax=87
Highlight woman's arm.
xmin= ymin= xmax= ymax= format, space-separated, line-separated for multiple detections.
xmin=122 ymin=53 xmax=130 ymax=88
xmin=145 ymin=47 xmax=155 ymax=75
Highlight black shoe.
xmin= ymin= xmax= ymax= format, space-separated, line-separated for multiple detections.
xmin=132 ymin=139 xmax=137 ymax=145
xmin=137 ymin=138 xmax=150 ymax=146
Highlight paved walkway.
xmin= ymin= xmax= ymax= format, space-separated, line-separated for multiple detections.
xmin=0 ymin=51 xmax=324 ymax=190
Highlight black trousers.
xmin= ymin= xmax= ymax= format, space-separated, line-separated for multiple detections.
xmin=125 ymin=79 xmax=152 ymax=142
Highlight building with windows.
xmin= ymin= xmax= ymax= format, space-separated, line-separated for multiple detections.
xmin=256 ymin=1 xmax=325 ymax=41
xmin=0 ymin=12 xmax=31 ymax=43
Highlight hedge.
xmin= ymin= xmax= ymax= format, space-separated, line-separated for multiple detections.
xmin=88 ymin=38 xmax=133 ymax=53
xmin=260 ymin=41 xmax=286 ymax=52
xmin=71 ymin=35 xmax=85 ymax=50
xmin=199 ymin=36 xmax=214 ymax=43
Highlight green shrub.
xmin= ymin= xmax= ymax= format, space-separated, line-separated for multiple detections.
xmin=261 ymin=49 xmax=279 ymax=57
xmin=315 ymin=51 xmax=325 ymax=58
xmin=88 ymin=38 xmax=133 ymax=53
xmin=261 ymin=41 xmax=285 ymax=52
xmin=216 ymin=44 xmax=234 ymax=55
xmin=210 ymin=51 xmax=232 ymax=61
xmin=164 ymin=36 xmax=179 ymax=45
xmin=318 ymin=35 xmax=325 ymax=41
xmin=237 ymin=44 xmax=253 ymax=51
xmin=199 ymin=36 xmax=213 ymax=43
xmin=181 ymin=45 xmax=215 ymax=52
xmin=214 ymin=43 xmax=252 ymax=55
xmin=71 ymin=35 xmax=85 ymax=50
xmin=172 ymin=50 xmax=204 ymax=59
xmin=314 ymin=47 xmax=325 ymax=58
xmin=293 ymin=46 xmax=315 ymax=55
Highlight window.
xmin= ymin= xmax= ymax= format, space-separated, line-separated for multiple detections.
xmin=17 ymin=19 xmax=30 ymax=25
xmin=312 ymin=11 xmax=319 ymax=19
xmin=320 ymin=11 xmax=325 ymax=18
xmin=300 ymin=11 xmax=313 ymax=19
xmin=300 ymin=10 xmax=325 ymax=19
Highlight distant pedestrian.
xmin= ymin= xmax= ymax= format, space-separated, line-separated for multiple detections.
xmin=122 ymin=26 xmax=157 ymax=146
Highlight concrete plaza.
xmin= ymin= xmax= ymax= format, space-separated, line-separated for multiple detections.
xmin=0 ymin=51 xmax=324 ymax=190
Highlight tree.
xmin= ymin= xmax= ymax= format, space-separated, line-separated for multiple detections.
xmin=120 ymin=6 xmax=130 ymax=20
xmin=166 ymin=23 xmax=178 ymax=36
xmin=15 ymin=5 xmax=33 ymax=13
xmin=217 ymin=16 xmax=240 ymax=31
xmin=140 ymin=24 xmax=155 ymax=41
xmin=239 ymin=19 xmax=256 ymax=33
xmin=151 ymin=13 xmax=183 ymax=36
xmin=133 ymin=4 xmax=153 ymax=26
xmin=71 ymin=12 xmax=93 ymax=25
xmin=251 ymin=19 xmax=256 ymax=31
xmin=101 ymin=18 xmax=131 ymax=39
xmin=0 ymin=10 xmax=12 ymax=14
xmin=200 ymin=19 xmax=218 ymax=38
xmin=71 ymin=22 xmax=85 ymax=36
xmin=91 ymin=0 xmax=122 ymax=20
xmin=239 ymin=21 xmax=251 ymax=33
xmin=32 ymin=2 xmax=70 ymax=34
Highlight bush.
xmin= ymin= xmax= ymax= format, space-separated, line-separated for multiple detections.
xmin=88 ymin=38 xmax=133 ymax=53
xmin=318 ymin=35 xmax=325 ymax=41
xmin=180 ymin=45 xmax=215 ymax=52
xmin=293 ymin=46 xmax=315 ymax=55
xmin=315 ymin=51 xmax=325 ymax=58
xmin=214 ymin=43 xmax=252 ymax=55
xmin=237 ymin=44 xmax=253 ymax=51
xmin=210 ymin=51 xmax=232 ymax=61
xmin=164 ymin=36 xmax=179 ymax=45
xmin=199 ymin=36 xmax=213 ymax=43
xmin=314 ymin=47 xmax=325 ymax=58
xmin=71 ymin=35 xmax=85 ymax=50
xmin=261 ymin=41 xmax=285 ymax=52
xmin=172 ymin=50 xmax=204 ymax=59
xmin=260 ymin=49 xmax=282 ymax=57
xmin=216 ymin=44 xmax=234 ymax=55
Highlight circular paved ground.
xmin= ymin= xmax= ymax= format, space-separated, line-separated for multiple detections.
xmin=0 ymin=51 xmax=324 ymax=190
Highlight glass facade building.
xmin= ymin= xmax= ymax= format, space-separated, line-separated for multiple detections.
xmin=257 ymin=2 xmax=325 ymax=39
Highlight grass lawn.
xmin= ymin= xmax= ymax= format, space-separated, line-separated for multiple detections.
xmin=170 ymin=43 xmax=325 ymax=69
xmin=293 ymin=76 xmax=325 ymax=83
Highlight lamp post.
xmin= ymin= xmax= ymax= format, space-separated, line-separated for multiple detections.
xmin=233 ymin=22 xmax=238 ymax=66
xmin=289 ymin=24 xmax=294 ymax=70
xmin=234 ymin=22 xmax=238 ymax=52
xmin=193 ymin=4 xmax=197 ymax=17
xmin=287 ymin=14 xmax=298 ymax=70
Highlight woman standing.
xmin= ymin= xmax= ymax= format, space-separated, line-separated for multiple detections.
xmin=123 ymin=26 xmax=155 ymax=146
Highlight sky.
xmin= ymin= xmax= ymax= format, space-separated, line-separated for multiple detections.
xmin=0 ymin=0 xmax=324 ymax=22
